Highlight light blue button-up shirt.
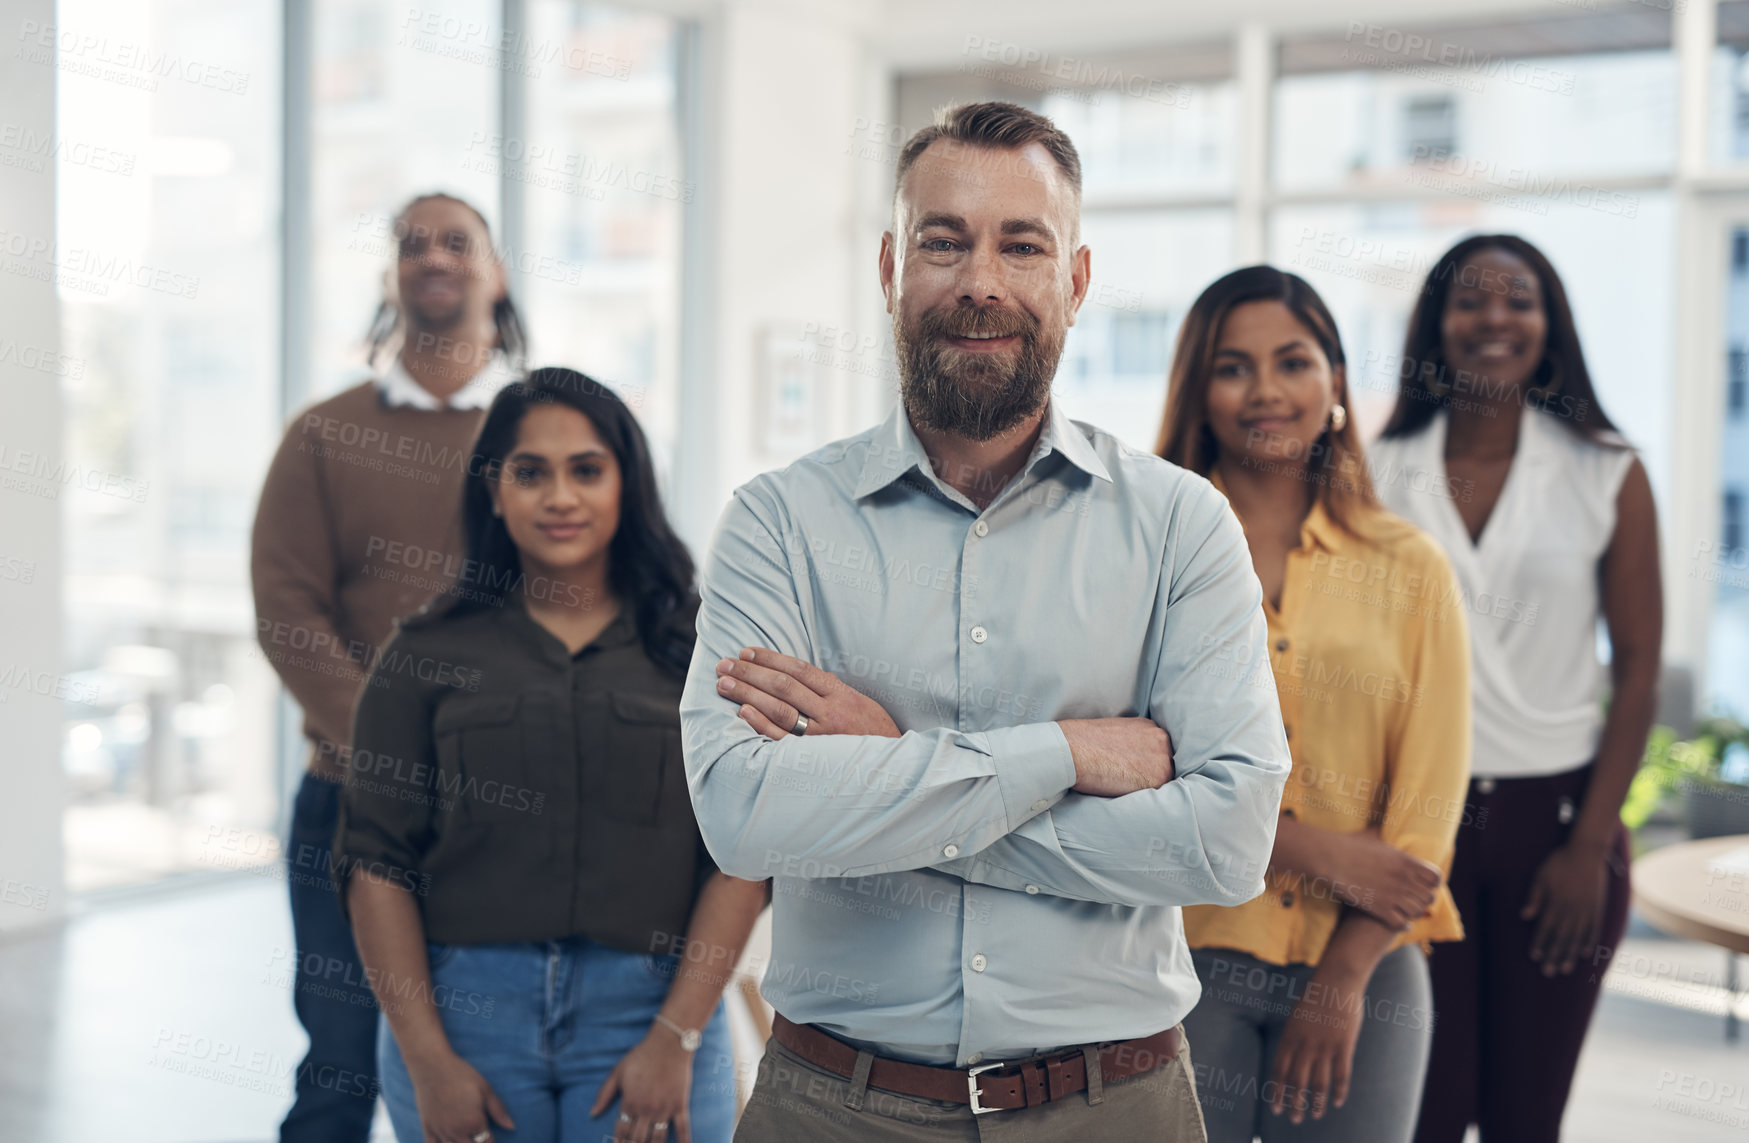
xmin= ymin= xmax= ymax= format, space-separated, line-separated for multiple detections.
xmin=679 ymin=398 xmax=1290 ymax=1067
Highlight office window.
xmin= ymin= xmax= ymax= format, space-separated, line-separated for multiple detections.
xmin=1275 ymin=51 xmax=1675 ymax=191
xmin=55 ymin=0 xmax=282 ymax=889
xmin=310 ymin=0 xmax=500 ymax=399
xmin=898 ymin=42 xmax=1236 ymax=196
xmin=1715 ymin=3 xmax=1749 ymax=162
xmin=517 ymin=1 xmax=687 ymax=468
xmin=1110 ymin=311 xmax=1173 ymax=377
xmin=1402 ymin=94 xmax=1457 ymax=161
xmin=1057 ymin=210 xmax=1235 ymax=446
xmin=47 ymin=0 xmax=689 ymax=894
xmin=1042 ymin=89 xmax=1239 ymax=443
xmin=1041 ymin=82 xmax=1237 ymax=197
xmin=1730 ymin=347 xmax=1747 ymax=416
xmin=1705 ymin=228 xmax=1749 ymax=718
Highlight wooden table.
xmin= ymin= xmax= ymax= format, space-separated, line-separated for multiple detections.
xmin=1630 ymin=834 xmax=1749 ymax=1040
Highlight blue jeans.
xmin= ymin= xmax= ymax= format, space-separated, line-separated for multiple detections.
xmin=378 ymin=939 xmax=737 ymax=1143
xmin=281 ymin=771 xmax=381 ymax=1143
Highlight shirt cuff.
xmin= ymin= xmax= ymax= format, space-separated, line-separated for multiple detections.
xmin=978 ymin=721 xmax=1076 ymax=829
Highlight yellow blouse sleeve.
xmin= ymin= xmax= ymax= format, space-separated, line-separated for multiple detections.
xmin=1383 ymin=540 xmax=1473 ymax=945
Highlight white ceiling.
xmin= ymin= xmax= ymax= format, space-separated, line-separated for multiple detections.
xmin=621 ymin=0 xmax=1680 ymax=71
xmin=863 ymin=0 xmax=1672 ymax=69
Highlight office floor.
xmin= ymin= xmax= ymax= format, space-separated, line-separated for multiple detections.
xmin=0 ymin=875 xmax=1740 ymax=1142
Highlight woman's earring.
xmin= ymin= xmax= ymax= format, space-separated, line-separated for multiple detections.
xmin=1330 ymin=404 xmax=1348 ymax=433
xmin=491 ymin=503 xmax=502 ymax=517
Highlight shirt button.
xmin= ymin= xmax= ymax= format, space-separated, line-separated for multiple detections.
xmin=973 ymin=520 xmax=989 ymax=537
xmin=1031 ymin=798 xmax=1049 ymax=812
xmin=968 ymin=1051 xmax=984 ymax=1065
xmin=1282 ymin=807 xmax=1296 ymax=819
xmin=943 ymin=844 xmax=960 ymax=859
xmin=1282 ymin=892 xmax=1295 ymax=907
xmin=1025 ymin=884 xmax=1040 ymax=895
xmin=1275 ymin=638 xmax=1290 ymax=653
xmin=970 ymin=625 xmax=988 ymax=644
xmin=970 ymin=953 xmax=988 ymax=972
xmin=1476 ymin=777 xmax=1496 ymax=795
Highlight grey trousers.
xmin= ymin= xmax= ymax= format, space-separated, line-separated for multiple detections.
xmin=1183 ymin=945 xmax=1434 ymax=1143
xmin=732 ymin=1028 xmax=1209 ymax=1142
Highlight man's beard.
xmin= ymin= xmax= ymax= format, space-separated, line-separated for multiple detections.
xmin=406 ymin=299 xmax=466 ymax=333
xmin=402 ymin=271 xmax=471 ymax=336
xmin=894 ymin=303 xmax=1064 ymax=442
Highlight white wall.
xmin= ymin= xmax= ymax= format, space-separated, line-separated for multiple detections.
xmin=673 ymin=0 xmax=895 ymax=548
xmin=0 ymin=0 xmax=66 ymax=936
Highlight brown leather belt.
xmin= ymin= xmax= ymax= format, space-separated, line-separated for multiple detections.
xmin=771 ymin=1014 xmax=1182 ymax=1114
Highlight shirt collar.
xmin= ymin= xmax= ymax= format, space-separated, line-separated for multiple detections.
xmin=377 ymin=351 xmax=516 ymax=411
xmin=1296 ymin=497 xmax=1344 ymax=553
xmin=502 ymin=598 xmax=640 ymax=666
xmin=594 ymin=604 xmax=640 ymax=650
xmin=852 ymin=397 xmax=1113 ymax=501
xmin=1035 ymin=398 xmax=1113 ymax=485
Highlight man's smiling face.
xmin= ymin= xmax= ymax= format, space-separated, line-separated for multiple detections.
xmin=881 ymin=140 xmax=1090 ymax=441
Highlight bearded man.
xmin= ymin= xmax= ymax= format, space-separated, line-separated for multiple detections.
xmin=678 ymin=102 xmax=1290 ymax=1142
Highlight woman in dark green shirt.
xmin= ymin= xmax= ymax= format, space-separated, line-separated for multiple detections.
xmin=335 ymin=368 xmax=767 ymax=1143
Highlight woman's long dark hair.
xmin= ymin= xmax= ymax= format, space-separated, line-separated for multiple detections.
xmin=418 ymin=368 xmax=697 ymax=677
xmin=364 ymin=192 xmax=528 ymax=372
xmin=1157 ymin=264 xmax=1391 ymax=540
xmin=1380 ymin=233 xmax=1621 ymax=444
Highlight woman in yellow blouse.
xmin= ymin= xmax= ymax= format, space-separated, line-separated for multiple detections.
xmin=1158 ymin=266 xmax=1472 ymax=1143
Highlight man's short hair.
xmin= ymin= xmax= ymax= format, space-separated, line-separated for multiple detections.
xmin=894 ymin=101 xmax=1083 ymax=202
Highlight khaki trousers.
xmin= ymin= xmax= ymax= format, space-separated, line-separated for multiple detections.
xmin=733 ymin=1028 xmax=1209 ymax=1143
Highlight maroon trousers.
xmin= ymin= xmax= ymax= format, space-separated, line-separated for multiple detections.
xmin=1412 ymin=764 xmax=1631 ymax=1143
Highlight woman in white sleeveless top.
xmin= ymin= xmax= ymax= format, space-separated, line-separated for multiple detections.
xmin=1367 ymin=235 xmax=1662 ymax=1143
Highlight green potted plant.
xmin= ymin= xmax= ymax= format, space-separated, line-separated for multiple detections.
xmin=1622 ymin=718 xmax=1749 ymax=838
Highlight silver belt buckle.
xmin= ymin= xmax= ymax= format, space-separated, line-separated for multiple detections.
xmin=968 ymin=1061 xmax=1008 ymax=1115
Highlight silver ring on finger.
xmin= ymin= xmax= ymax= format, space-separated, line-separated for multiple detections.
xmin=619 ymin=1112 xmax=633 ymax=1123
xmin=654 ymin=1124 xmax=669 ymax=1136
xmin=472 ymin=1132 xmax=492 ymax=1143
xmin=790 ymin=712 xmax=809 ymax=736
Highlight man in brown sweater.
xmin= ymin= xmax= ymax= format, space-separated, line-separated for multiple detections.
xmin=251 ymin=193 xmax=524 ymax=1143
